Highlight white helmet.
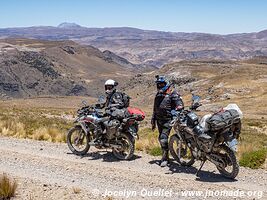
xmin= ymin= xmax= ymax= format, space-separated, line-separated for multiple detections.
xmin=105 ymin=79 xmax=118 ymax=94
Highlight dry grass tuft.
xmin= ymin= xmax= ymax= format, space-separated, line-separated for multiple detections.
xmin=0 ymin=120 xmax=26 ymax=138
xmin=31 ymin=127 xmax=66 ymax=142
xmin=0 ymin=108 xmax=71 ymax=143
xmin=72 ymin=187 xmax=81 ymax=194
xmin=238 ymin=143 xmax=256 ymax=157
xmin=136 ymin=127 xmax=161 ymax=155
xmin=0 ymin=174 xmax=17 ymax=199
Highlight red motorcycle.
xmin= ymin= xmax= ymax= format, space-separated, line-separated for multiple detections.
xmin=67 ymin=100 xmax=145 ymax=160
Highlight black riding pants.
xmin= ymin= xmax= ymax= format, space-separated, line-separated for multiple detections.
xmin=157 ymin=119 xmax=172 ymax=151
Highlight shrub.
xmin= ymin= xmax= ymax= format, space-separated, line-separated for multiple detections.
xmin=239 ymin=148 xmax=267 ymax=169
xmin=0 ymin=174 xmax=17 ymax=199
xmin=149 ymin=146 xmax=162 ymax=156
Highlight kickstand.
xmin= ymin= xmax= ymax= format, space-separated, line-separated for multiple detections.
xmin=196 ymin=160 xmax=206 ymax=177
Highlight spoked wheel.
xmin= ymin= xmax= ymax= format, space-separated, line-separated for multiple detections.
xmin=112 ymin=133 xmax=135 ymax=160
xmin=216 ymin=145 xmax=239 ymax=179
xmin=67 ymin=126 xmax=90 ymax=156
xmin=169 ymin=134 xmax=195 ymax=166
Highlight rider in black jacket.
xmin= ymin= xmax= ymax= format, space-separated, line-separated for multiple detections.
xmin=104 ymin=79 xmax=126 ymax=109
xmin=151 ymin=75 xmax=184 ymax=167
xmin=94 ymin=79 xmax=128 ymax=141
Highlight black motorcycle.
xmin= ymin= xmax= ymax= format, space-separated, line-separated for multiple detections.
xmin=169 ymin=95 xmax=241 ymax=179
xmin=67 ymin=98 xmax=145 ymax=160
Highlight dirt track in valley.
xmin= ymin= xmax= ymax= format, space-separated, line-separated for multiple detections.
xmin=0 ymin=136 xmax=266 ymax=200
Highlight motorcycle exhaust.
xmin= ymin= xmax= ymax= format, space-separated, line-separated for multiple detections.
xmin=206 ymin=154 xmax=225 ymax=168
xmin=104 ymin=143 xmax=122 ymax=148
xmin=88 ymin=141 xmax=122 ymax=149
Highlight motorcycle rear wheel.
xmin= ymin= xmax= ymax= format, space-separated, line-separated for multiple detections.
xmin=67 ymin=126 xmax=90 ymax=156
xmin=216 ymin=145 xmax=239 ymax=179
xmin=112 ymin=133 xmax=135 ymax=160
xmin=169 ymin=134 xmax=195 ymax=166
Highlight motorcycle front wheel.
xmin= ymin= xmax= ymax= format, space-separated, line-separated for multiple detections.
xmin=112 ymin=133 xmax=135 ymax=160
xmin=67 ymin=126 xmax=90 ymax=156
xmin=216 ymin=145 xmax=239 ymax=179
xmin=169 ymin=134 xmax=195 ymax=166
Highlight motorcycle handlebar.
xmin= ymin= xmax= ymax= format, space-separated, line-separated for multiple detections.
xmin=170 ymin=109 xmax=190 ymax=127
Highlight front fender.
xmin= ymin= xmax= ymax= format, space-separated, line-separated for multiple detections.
xmin=76 ymin=122 xmax=90 ymax=136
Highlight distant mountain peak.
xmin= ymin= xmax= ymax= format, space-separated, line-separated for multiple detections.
xmin=57 ymin=22 xmax=82 ymax=28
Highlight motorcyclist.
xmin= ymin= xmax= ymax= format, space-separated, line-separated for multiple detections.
xmin=151 ymin=75 xmax=184 ymax=167
xmin=94 ymin=79 xmax=129 ymax=141
xmin=104 ymin=79 xmax=127 ymax=109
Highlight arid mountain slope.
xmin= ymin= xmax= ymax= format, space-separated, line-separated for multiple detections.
xmin=1 ymin=37 xmax=266 ymax=120
xmin=1 ymin=24 xmax=267 ymax=67
xmin=0 ymin=38 xmax=139 ymax=98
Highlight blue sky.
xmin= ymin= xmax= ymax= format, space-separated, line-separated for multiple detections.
xmin=0 ymin=0 xmax=266 ymax=34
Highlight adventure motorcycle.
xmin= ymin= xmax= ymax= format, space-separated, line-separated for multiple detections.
xmin=67 ymin=99 xmax=145 ymax=160
xmin=169 ymin=95 xmax=241 ymax=179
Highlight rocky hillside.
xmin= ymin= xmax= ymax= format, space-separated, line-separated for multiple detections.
xmin=1 ymin=24 xmax=267 ymax=67
xmin=0 ymin=38 xmax=141 ymax=98
xmin=103 ymin=50 xmax=156 ymax=71
xmin=121 ymin=59 xmax=267 ymax=120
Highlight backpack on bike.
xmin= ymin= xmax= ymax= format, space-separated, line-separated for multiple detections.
xmin=207 ymin=109 xmax=241 ymax=132
xmin=127 ymin=107 xmax=145 ymax=121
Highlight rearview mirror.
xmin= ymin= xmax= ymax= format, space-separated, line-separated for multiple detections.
xmin=190 ymin=95 xmax=202 ymax=110
xmin=192 ymin=95 xmax=201 ymax=103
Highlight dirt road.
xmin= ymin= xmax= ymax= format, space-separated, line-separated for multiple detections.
xmin=0 ymin=136 xmax=266 ymax=200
